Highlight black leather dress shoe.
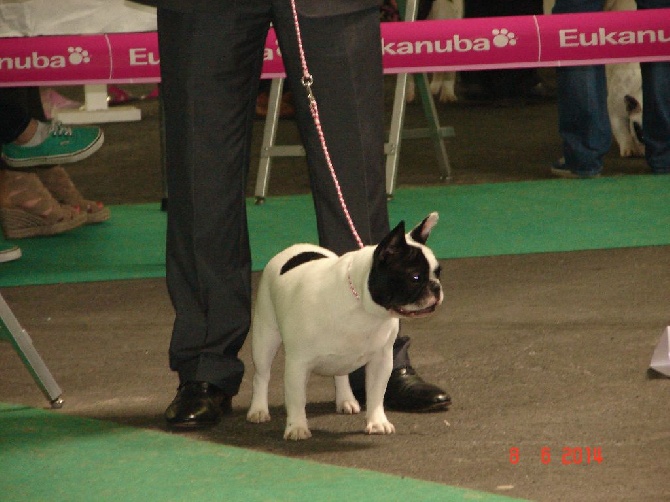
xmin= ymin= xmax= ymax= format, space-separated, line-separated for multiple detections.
xmin=165 ymin=381 xmax=232 ymax=430
xmin=384 ymin=366 xmax=451 ymax=412
xmin=351 ymin=366 xmax=451 ymax=413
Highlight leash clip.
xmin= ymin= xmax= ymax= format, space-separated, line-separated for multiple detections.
xmin=301 ymin=74 xmax=315 ymax=104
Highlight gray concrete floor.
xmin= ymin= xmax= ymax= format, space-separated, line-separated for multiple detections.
xmin=1 ymin=74 xmax=669 ymax=502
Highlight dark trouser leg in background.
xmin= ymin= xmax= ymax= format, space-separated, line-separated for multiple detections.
xmin=273 ymin=7 xmax=390 ymax=254
xmin=460 ymin=0 xmax=545 ymax=100
xmin=273 ymin=8 xmax=450 ymax=413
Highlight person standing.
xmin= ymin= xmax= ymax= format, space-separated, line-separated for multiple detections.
xmin=550 ymin=0 xmax=670 ymax=177
xmin=156 ymin=0 xmax=451 ymax=430
xmin=0 ymin=90 xmax=109 ymax=239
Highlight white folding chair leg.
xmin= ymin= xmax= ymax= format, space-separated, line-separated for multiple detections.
xmin=0 ymin=293 xmax=63 ymax=408
xmin=385 ymin=72 xmax=410 ymax=198
xmin=253 ymin=0 xmax=455 ymax=201
xmin=384 ymin=0 xmax=453 ymax=198
xmin=254 ymin=79 xmax=306 ymax=204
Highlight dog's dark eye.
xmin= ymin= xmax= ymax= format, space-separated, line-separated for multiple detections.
xmin=434 ymin=266 xmax=441 ymax=279
xmin=411 ymin=274 xmax=421 ymax=282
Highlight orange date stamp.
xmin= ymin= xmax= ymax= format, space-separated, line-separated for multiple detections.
xmin=509 ymin=446 xmax=603 ymax=465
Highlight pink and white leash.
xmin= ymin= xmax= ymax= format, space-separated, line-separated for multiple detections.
xmin=288 ymin=0 xmax=365 ymax=250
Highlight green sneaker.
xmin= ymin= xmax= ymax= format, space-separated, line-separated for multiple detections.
xmin=1 ymin=121 xmax=104 ymax=168
xmin=0 ymin=246 xmax=21 ymax=263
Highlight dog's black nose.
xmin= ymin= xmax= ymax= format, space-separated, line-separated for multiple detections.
xmin=430 ymin=282 xmax=442 ymax=297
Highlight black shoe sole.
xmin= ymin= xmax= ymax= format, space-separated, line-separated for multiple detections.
xmin=166 ymin=418 xmax=221 ymax=430
xmin=385 ymin=399 xmax=451 ymax=413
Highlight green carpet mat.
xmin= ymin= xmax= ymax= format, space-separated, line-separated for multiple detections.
xmin=1 ymin=176 xmax=669 ymax=287
xmin=0 ymin=403 xmax=523 ymax=502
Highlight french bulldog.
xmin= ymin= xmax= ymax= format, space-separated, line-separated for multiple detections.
xmin=247 ymin=212 xmax=443 ymax=440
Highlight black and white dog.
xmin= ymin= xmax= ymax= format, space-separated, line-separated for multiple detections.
xmin=247 ymin=213 xmax=443 ymax=440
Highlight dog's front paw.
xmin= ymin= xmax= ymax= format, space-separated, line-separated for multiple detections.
xmin=337 ymin=399 xmax=361 ymax=415
xmin=284 ymin=423 xmax=312 ymax=440
xmin=439 ymin=88 xmax=458 ymax=103
xmin=619 ymin=144 xmax=645 ymax=158
xmin=405 ymin=81 xmax=416 ymax=103
xmin=365 ymin=420 xmax=396 ymax=435
xmin=247 ymin=409 xmax=271 ymax=423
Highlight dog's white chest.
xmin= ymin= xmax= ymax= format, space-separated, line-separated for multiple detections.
xmin=304 ymin=321 xmax=398 ymax=376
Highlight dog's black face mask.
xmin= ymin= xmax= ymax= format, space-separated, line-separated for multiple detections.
xmin=368 ymin=219 xmax=442 ymax=318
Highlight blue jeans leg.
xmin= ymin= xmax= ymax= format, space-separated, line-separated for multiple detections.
xmin=636 ymin=0 xmax=670 ymax=173
xmin=553 ymin=0 xmax=610 ymax=175
xmin=640 ymin=61 xmax=670 ymax=173
xmin=556 ymin=65 xmax=611 ymax=175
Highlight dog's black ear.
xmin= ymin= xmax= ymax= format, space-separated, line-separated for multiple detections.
xmin=410 ymin=212 xmax=439 ymax=245
xmin=375 ymin=220 xmax=407 ymax=262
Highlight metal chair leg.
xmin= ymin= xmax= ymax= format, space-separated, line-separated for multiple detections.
xmin=253 ymin=0 xmax=455 ymax=201
xmin=254 ymin=79 xmax=306 ymax=204
xmin=0 ymin=293 xmax=63 ymax=408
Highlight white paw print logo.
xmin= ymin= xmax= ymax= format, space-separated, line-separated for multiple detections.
xmin=68 ymin=47 xmax=91 ymax=65
xmin=492 ymin=29 xmax=517 ymax=48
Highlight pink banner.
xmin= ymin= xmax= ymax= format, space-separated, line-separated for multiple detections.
xmin=107 ymin=33 xmax=161 ymax=82
xmin=1 ymin=9 xmax=668 ymax=87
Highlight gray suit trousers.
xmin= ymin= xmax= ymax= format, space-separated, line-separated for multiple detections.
xmin=158 ymin=1 xmax=389 ymax=394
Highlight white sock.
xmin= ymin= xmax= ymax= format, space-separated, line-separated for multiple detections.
xmin=19 ymin=121 xmax=51 ymax=147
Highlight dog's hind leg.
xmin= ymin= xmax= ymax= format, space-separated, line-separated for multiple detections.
xmin=406 ymin=75 xmax=416 ymax=103
xmin=334 ymin=375 xmax=361 ymax=415
xmin=247 ymin=283 xmax=281 ymax=424
xmin=247 ymin=323 xmax=280 ymax=423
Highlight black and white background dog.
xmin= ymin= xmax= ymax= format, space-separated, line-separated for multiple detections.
xmin=247 ymin=213 xmax=443 ymax=440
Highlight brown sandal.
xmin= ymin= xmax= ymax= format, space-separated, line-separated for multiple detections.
xmin=0 ymin=169 xmax=87 ymax=239
xmin=36 ymin=166 xmax=110 ymax=224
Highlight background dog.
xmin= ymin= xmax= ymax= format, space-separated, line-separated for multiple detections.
xmin=599 ymin=0 xmax=645 ymax=157
xmin=406 ymin=0 xmax=464 ymax=104
xmin=606 ymin=63 xmax=644 ymax=157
